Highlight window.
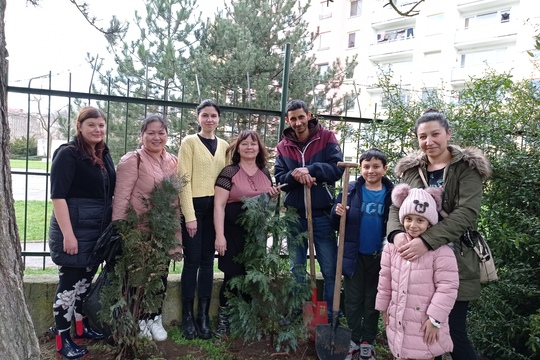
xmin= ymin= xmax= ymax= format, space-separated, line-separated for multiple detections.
xmin=318 ymin=32 xmax=331 ymax=50
xmin=423 ymin=51 xmax=441 ymax=71
xmin=318 ymin=63 xmax=329 ymax=76
xmin=422 ymin=88 xmax=437 ymax=102
xmin=348 ymin=33 xmax=356 ymax=48
xmin=350 ymin=0 xmax=362 ymax=17
xmin=315 ymin=94 xmax=327 ymax=109
xmin=464 ymin=9 xmax=510 ymax=29
xmin=344 ymin=95 xmax=356 ymax=111
xmin=319 ymin=1 xmax=332 ymax=20
xmin=376 ymin=27 xmax=413 ymax=43
xmin=460 ymin=48 xmax=507 ymax=67
xmin=425 ymin=13 xmax=443 ymax=35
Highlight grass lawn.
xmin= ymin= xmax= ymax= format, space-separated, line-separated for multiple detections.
xmin=10 ymin=159 xmax=51 ymax=171
xmin=15 ymin=200 xmax=53 ymax=241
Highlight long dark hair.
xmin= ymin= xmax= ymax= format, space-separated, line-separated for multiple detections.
xmin=75 ymin=106 xmax=107 ymax=167
xmin=227 ymin=130 xmax=268 ymax=169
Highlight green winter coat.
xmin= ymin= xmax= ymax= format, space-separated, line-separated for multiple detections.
xmin=387 ymin=145 xmax=491 ymax=301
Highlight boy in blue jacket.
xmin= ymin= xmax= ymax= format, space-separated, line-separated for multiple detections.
xmin=332 ymin=148 xmax=394 ymax=360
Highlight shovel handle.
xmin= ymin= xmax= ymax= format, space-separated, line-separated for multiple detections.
xmin=332 ymin=162 xmax=359 ymax=313
xmin=306 ymin=183 xmax=316 ymax=285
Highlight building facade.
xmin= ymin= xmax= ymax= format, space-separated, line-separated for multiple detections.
xmin=306 ymin=0 xmax=540 ymax=160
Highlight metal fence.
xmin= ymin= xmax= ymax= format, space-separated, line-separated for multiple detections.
xmin=8 ymin=77 xmax=373 ymax=269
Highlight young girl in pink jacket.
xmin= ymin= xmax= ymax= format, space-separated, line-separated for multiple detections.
xmin=376 ymin=185 xmax=459 ymax=360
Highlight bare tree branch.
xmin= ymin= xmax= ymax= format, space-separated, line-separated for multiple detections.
xmin=69 ymin=0 xmax=127 ymax=43
xmin=384 ymin=0 xmax=425 ymax=17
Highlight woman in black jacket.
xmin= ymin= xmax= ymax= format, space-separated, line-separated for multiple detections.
xmin=48 ymin=106 xmax=116 ymax=359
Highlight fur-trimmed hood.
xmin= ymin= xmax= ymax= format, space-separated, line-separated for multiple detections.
xmin=394 ymin=145 xmax=491 ymax=180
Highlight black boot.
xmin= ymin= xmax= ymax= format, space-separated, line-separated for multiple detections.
xmin=196 ymin=297 xmax=213 ymax=339
xmin=215 ymin=306 xmax=230 ymax=338
xmin=51 ymin=327 xmax=89 ymax=359
xmin=74 ymin=317 xmax=105 ymax=341
xmin=181 ymin=299 xmax=198 ymax=340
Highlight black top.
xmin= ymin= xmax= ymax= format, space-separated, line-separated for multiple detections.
xmin=197 ymin=134 xmax=217 ymax=156
xmin=50 ymin=138 xmax=116 ymax=200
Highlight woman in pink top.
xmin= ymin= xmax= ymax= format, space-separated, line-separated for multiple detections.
xmin=213 ymin=130 xmax=281 ymax=336
xmin=376 ymin=184 xmax=458 ymax=360
xmin=112 ymin=114 xmax=183 ymax=342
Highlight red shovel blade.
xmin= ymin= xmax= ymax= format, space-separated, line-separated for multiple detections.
xmin=304 ymin=299 xmax=328 ymax=341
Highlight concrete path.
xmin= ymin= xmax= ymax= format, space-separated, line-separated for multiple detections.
xmin=21 ymin=242 xmax=55 ymax=269
xmin=11 ymin=169 xmax=50 ymax=201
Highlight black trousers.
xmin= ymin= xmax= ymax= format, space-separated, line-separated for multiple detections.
xmin=53 ymin=266 xmax=99 ymax=332
xmin=181 ymin=196 xmax=215 ymax=300
xmin=435 ymin=300 xmax=477 ymax=360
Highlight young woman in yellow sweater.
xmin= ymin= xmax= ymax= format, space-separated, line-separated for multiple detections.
xmin=178 ymin=99 xmax=228 ymax=339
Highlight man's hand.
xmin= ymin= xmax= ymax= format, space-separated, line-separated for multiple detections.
xmin=397 ymin=236 xmax=429 ymax=261
xmin=291 ymin=168 xmax=316 ymax=187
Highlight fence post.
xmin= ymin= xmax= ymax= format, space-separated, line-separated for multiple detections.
xmin=278 ymin=43 xmax=291 ymax=141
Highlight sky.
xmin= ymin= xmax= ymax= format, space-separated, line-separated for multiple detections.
xmin=5 ymin=0 xmax=222 ymax=104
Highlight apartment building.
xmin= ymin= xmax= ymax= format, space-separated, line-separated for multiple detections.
xmin=306 ymin=0 xmax=540 ymax=160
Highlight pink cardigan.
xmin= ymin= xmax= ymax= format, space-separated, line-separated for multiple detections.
xmin=112 ymin=147 xmax=179 ymax=221
xmin=375 ymin=242 xmax=459 ymax=359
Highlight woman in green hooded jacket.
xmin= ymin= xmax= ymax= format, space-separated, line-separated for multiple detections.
xmin=386 ymin=109 xmax=491 ymax=360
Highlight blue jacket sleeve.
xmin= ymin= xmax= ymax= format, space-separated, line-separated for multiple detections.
xmin=274 ymin=148 xmax=301 ymax=193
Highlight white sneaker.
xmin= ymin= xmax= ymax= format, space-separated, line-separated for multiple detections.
xmin=149 ymin=315 xmax=168 ymax=341
xmin=138 ymin=320 xmax=152 ymax=340
xmin=359 ymin=341 xmax=376 ymax=360
xmin=345 ymin=340 xmax=360 ymax=360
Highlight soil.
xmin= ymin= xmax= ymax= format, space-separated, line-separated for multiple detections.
xmin=39 ymin=329 xmax=396 ymax=360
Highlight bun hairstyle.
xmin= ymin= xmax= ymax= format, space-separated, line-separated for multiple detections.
xmin=392 ymin=184 xmax=443 ymax=225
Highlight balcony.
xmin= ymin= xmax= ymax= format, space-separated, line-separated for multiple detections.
xmin=451 ymin=61 xmax=514 ymax=84
xmin=370 ymin=5 xmax=416 ymax=30
xmin=454 ymin=22 xmax=518 ymax=50
xmin=369 ymin=38 xmax=415 ymax=62
xmin=457 ymin=0 xmax=519 ymax=13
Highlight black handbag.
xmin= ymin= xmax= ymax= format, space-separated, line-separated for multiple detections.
xmin=94 ymin=223 xmax=122 ymax=264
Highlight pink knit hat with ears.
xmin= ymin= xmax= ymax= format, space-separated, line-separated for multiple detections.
xmin=392 ymin=184 xmax=443 ymax=225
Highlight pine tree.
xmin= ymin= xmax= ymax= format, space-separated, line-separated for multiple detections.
xmin=98 ymin=177 xmax=182 ymax=358
xmin=226 ymin=195 xmax=311 ymax=353
xmin=191 ymin=0 xmax=358 ymax=146
xmin=91 ymin=0 xmax=205 ymax=160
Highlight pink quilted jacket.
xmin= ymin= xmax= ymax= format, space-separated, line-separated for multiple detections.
xmin=375 ymin=242 xmax=459 ymax=359
xmin=112 ymin=147 xmax=179 ymax=221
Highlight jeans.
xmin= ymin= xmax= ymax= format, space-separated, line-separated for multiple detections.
xmin=181 ymin=196 xmax=215 ymax=300
xmin=343 ymin=253 xmax=381 ymax=343
xmin=289 ymin=214 xmax=338 ymax=313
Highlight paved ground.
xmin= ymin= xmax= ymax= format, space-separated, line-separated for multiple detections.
xmin=12 ymin=169 xmax=50 ymax=201
xmin=21 ymin=242 xmax=55 ymax=269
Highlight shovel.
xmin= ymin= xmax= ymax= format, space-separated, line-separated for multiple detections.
xmin=303 ymin=183 xmax=328 ymax=341
xmin=316 ymin=162 xmax=358 ymax=360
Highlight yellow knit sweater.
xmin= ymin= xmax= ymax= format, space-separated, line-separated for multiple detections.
xmin=178 ymin=134 xmax=228 ymax=222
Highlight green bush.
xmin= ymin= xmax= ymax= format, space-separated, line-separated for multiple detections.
xmin=353 ymin=70 xmax=540 ymax=359
xmin=9 ymin=136 xmax=38 ymax=158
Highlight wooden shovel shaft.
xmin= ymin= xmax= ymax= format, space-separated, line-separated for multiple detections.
xmin=332 ymin=162 xmax=359 ymax=313
xmin=306 ymin=184 xmax=316 ymax=287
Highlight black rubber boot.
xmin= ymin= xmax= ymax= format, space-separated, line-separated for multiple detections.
xmin=51 ymin=327 xmax=89 ymax=359
xmin=181 ymin=299 xmax=198 ymax=340
xmin=196 ymin=297 xmax=213 ymax=339
xmin=74 ymin=317 xmax=105 ymax=341
xmin=215 ymin=306 xmax=230 ymax=338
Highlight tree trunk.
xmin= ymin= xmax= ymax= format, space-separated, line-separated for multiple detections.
xmin=0 ymin=0 xmax=41 ymax=358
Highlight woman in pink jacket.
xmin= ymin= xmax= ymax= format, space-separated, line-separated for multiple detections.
xmin=112 ymin=114 xmax=183 ymax=341
xmin=376 ymin=184 xmax=458 ymax=360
